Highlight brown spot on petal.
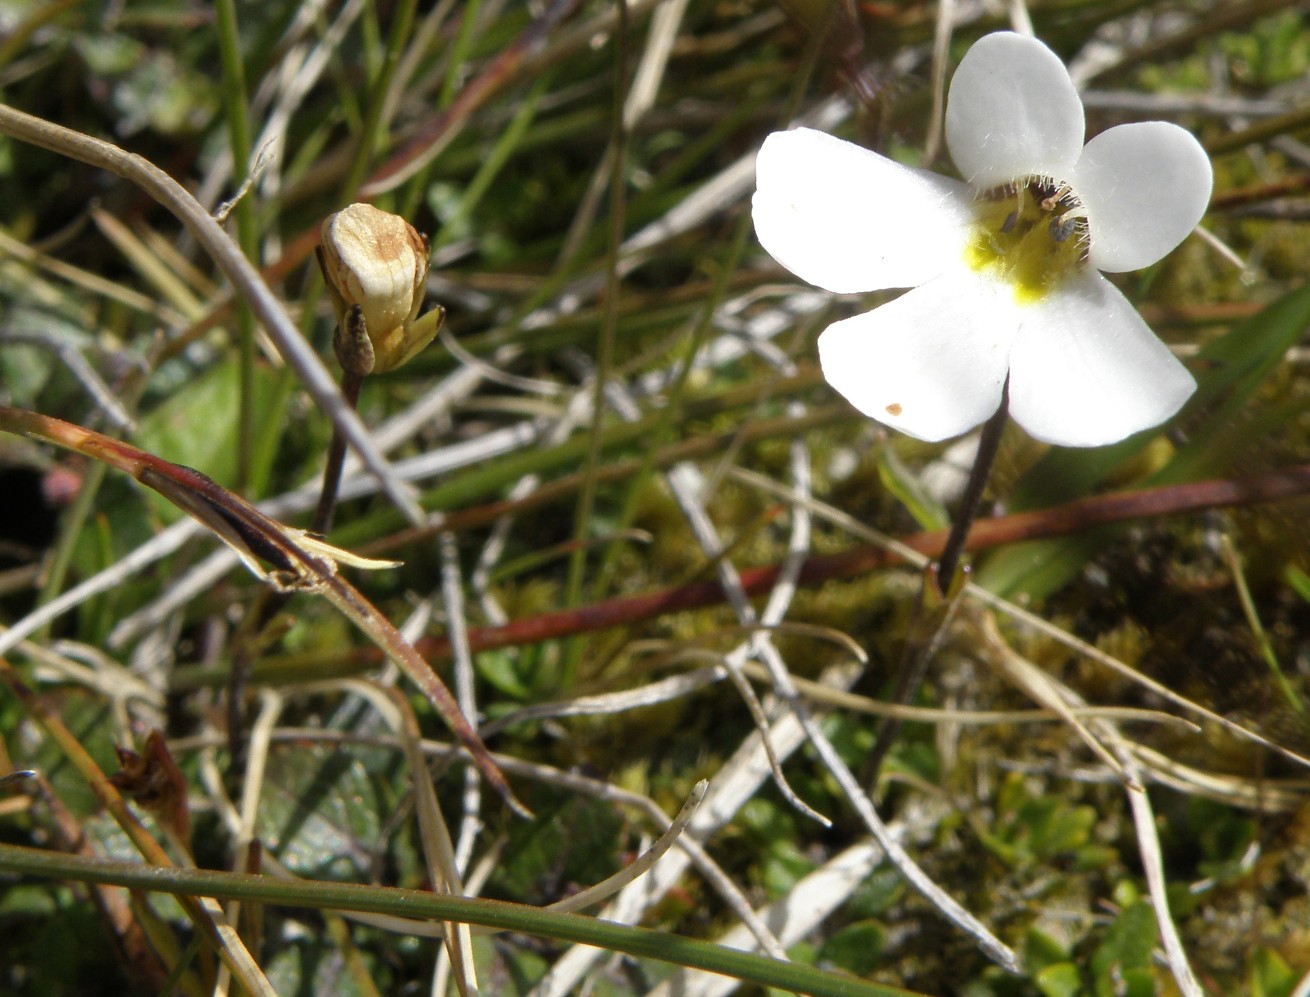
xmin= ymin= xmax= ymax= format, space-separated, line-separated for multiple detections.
xmin=885 ymin=403 xmax=903 ymax=416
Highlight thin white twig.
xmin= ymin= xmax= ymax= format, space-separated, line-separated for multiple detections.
xmin=1118 ymin=750 xmax=1203 ymax=997
xmin=645 ymin=838 xmax=891 ymax=997
xmin=1007 ymin=0 xmax=1034 ymax=36
xmin=923 ymin=0 xmax=955 ymax=165
xmin=440 ymin=531 xmax=486 ymax=877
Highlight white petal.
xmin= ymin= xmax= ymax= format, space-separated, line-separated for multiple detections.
xmin=817 ymin=272 xmax=1014 ymax=442
xmin=1008 ymin=272 xmax=1195 ymax=447
xmin=945 ymin=32 xmax=1084 ymax=189
xmin=753 ymin=128 xmax=973 ymax=294
xmin=1074 ymin=122 xmax=1213 ymax=273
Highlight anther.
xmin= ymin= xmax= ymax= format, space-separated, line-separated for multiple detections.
xmin=1049 ymin=216 xmax=1078 ymax=243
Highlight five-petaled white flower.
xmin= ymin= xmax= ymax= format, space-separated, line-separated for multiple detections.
xmin=753 ymin=32 xmax=1213 ymax=447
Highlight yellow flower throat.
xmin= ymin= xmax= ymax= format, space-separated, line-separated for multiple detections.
xmin=964 ymin=177 xmax=1089 ymax=304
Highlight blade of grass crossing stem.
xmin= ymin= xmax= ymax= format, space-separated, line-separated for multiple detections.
xmin=214 ymin=0 xmax=257 ymax=492
xmin=0 ymin=661 xmax=275 ymax=996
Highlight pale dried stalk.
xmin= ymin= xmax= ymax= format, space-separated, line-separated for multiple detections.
xmin=390 ymin=686 xmax=479 ymax=997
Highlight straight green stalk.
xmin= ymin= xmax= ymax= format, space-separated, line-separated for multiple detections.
xmin=214 ymin=0 xmax=258 ymax=493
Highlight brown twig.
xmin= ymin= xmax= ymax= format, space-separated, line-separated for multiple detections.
xmin=1209 ymin=172 xmax=1310 ymax=211
xmin=169 ymin=459 xmax=1310 ymax=718
xmin=406 ymin=462 xmax=1310 ymax=661
xmin=211 ymin=461 xmax=1310 ymax=687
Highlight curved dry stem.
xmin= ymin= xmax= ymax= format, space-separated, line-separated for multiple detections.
xmin=0 ymin=103 xmax=423 ymax=525
xmin=543 ymin=780 xmax=707 ymax=915
xmin=0 ymin=405 xmax=526 ymax=816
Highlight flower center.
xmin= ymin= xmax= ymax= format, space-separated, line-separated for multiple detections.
xmin=963 ymin=177 xmax=1089 ymax=304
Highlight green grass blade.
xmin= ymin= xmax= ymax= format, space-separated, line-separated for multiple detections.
xmin=0 ymin=842 xmax=927 ymax=997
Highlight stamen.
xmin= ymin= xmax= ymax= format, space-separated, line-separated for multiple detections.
xmin=1049 ymin=215 xmax=1078 ymax=243
xmin=968 ymin=174 xmax=1093 ymax=301
xmin=1040 ymin=181 xmax=1077 ymax=213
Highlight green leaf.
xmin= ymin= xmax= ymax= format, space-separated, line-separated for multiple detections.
xmin=135 ymin=359 xmax=283 ymax=517
xmin=1035 ymin=962 xmax=1083 ymax=997
xmin=1285 ymin=563 xmax=1310 ymax=603
xmin=469 ymin=932 xmax=550 ymax=995
xmin=819 ymin=920 xmax=886 ymax=976
xmin=1248 ymin=947 xmax=1297 ymax=997
xmin=476 ymin=648 xmax=537 ymax=700
xmin=1024 ymin=927 xmax=1071 ymax=973
xmin=1091 ymin=901 xmax=1156 ymax=997
xmin=258 ymin=743 xmax=404 ymax=881
xmin=491 ymin=793 xmax=626 ymax=903
xmin=1036 ymin=804 xmax=1096 ymax=857
xmin=878 ymin=445 xmax=950 ymax=532
xmin=844 ymin=867 xmax=908 ymax=919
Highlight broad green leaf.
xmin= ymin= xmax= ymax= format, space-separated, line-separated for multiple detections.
xmin=1091 ymin=901 xmax=1156 ymax=997
xmin=1249 ymin=947 xmax=1297 ymax=997
xmin=1035 ymin=962 xmax=1083 ymax=997
xmin=258 ymin=743 xmax=406 ymax=882
xmin=135 ymin=358 xmax=283 ymax=517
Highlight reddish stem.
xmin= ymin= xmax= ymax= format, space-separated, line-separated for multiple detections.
xmin=409 ymin=463 xmax=1310 ymax=661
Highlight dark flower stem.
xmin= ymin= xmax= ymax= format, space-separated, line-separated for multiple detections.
xmin=864 ymin=378 xmax=1010 ymax=784
xmin=311 ymin=371 xmax=365 ymax=536
xmin=935 ymin=376 xmax=1010 ymax=597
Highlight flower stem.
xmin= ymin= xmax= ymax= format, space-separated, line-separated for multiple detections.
xmin=864 ymin=380 xmax=1010 ymax=784
xmin=934 ymin=377 xmax=1010 ymax=597
xmin=312 ymin=371 xmax=366 ymax=536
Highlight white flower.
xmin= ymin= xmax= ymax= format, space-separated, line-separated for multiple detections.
xmin=752 ymin=32 xmax=1213 ymax=447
